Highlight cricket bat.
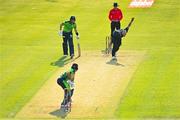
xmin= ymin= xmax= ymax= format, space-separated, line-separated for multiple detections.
xmin=77 ymin=39 xmax=81 ymax=57
xmin=127 ymin=17 xmax=135 ymax=29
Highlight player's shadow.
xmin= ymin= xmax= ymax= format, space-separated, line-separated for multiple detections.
xmin=50 ymin=56 xmax=71 ymax=67
xmin=49 ymin=108 xmax=68 ymax=118
xmin=106 ymin=59 xmax=125 ymax=67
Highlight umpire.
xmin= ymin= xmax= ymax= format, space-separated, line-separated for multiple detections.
xmin=59 ymin=16 xmax=79 ymax=59
xmin=109 ymin=2 xmax=123 ymax=37
xmin=111 ymin=27 xmax=129 ymax=60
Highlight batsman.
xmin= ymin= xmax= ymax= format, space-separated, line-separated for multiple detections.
xmin=59 ymin=16 xmax=80 ymax=59
xmin=111 ymin=18 xmax=135 ymax=60
xmin=57 ymin=63 xmax=78 ymax=108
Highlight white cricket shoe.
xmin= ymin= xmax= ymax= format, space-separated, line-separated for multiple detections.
xmin=112 ymin=56 xmax=117 ymax=61
xmin=70 ymin=54 xmax=74 ymax=59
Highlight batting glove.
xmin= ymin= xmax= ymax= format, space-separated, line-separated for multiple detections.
xmin=67 ymin=80 xmax=75 ymax=89
xmin=58 ymin=31 xmax=63 ymax=36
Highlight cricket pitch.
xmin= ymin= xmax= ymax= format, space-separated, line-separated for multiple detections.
xmin=16 ymin=50 xmax=146 ymax=119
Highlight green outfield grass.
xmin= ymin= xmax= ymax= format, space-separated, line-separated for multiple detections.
xmin=0 ymin=0 xmax=180 ymax=119
xmin=115 ymin=0 xmax=180 ymax=118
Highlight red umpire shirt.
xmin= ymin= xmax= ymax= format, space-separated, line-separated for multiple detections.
xmin=109 ymin=8 xmax=123 ymax=22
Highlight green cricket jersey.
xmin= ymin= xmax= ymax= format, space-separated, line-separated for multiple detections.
xmin=63 ymin=21 xmax=77 ymax=32
xmin=61 ymin=68 xmax=75 ymax=81
xmin=59 ymin=68 xmax=75 ymax=90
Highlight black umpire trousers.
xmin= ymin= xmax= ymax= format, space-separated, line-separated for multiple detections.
xmin=62 ymin=31 xmax=74 ymax=56
xmin=111 ymin=21 xmax=121 ymax=37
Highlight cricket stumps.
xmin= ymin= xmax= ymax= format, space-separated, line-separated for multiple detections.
xmin=105 ymin=36 xmax=111 ymax=54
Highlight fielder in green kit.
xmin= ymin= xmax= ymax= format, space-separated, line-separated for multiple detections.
xmin=59 ymin=16 xmax=79 ymax=59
